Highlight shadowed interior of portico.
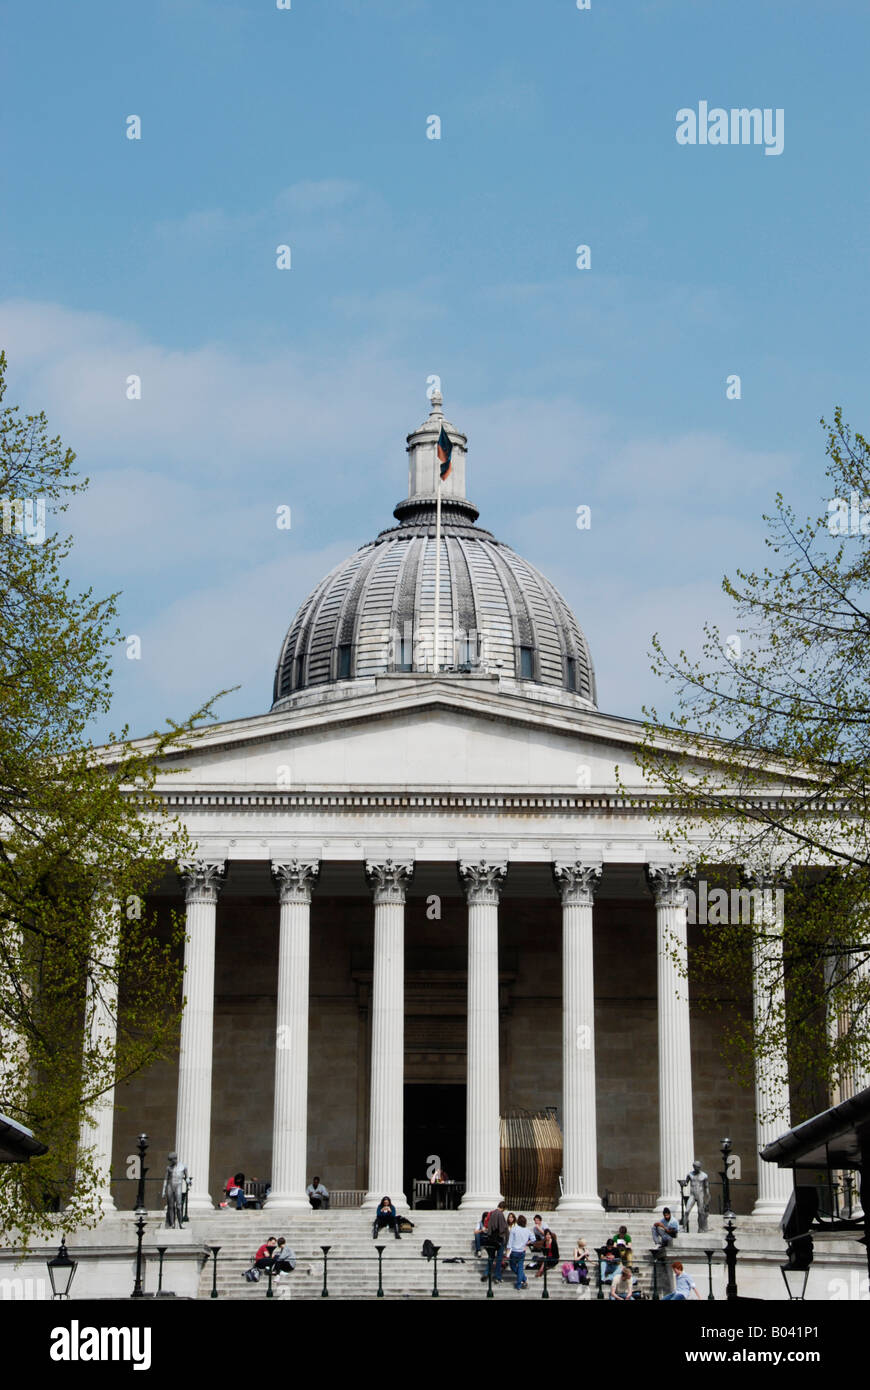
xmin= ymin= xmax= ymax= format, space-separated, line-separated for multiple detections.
xmin=109 ymin=858 xmax=759 ymax=1215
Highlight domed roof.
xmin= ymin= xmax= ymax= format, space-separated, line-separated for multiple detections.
xmin=272 ymin=392 xmax=596 ymax=710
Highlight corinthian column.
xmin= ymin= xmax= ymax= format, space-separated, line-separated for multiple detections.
xmin=176 ymin=860 xmax=225 ymax=1212
xmin=266 ymin=860 xmax=319 ymax=1212
xmin=459 ymin=860 xmax=507 ymax=1211
xmin=748 ymin=872 xmax=793 ymax=1216
xmin=554 ymin=862 xmax=603 ymax=1212
xmin=648 ymin=864 xmax=695 ymax=1209
xmin=364 ymin=859 xmax=413 ymax=1209
xmin=74 ymin=894 xmax=120 ymax=1213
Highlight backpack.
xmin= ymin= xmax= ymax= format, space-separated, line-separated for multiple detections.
xmin=421 ymin=1238 xmax=436 ymax=1260
xmin=244 ymin=1266 xmax=261 ymax=1282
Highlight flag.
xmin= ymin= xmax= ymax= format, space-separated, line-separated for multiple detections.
xmin=437 ymin=426 xmax=453 ymax=480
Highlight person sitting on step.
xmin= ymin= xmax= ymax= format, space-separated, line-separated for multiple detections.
xmin=372 ymin=1196 xmax=402 ymax=1239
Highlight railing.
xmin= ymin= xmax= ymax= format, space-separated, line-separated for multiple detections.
xmin=213 ymin=1246 xmax=562 ymax=1300
xmin=603 ymin=1190 xmax=659 ymax=1211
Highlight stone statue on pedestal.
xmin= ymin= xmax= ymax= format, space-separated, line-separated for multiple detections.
xmin=683 ymin=1159 xmax=710 ymax=1232
xmin=162 ymin=1152 xmax=188 ymax=1228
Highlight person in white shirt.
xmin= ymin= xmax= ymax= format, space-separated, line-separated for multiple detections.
xmin=609 ymin=1263 xmax=635 ymax=1301
xmin=306 ymin=1176 xmax=330 ymax=1210
xmin=507 ymin=1214 xmax=535 ymax=1290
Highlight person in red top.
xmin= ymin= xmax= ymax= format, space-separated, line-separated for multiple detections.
xmin=254 ymin=1237 xmax=278 ymax=1270
xmin=225 ymin=1172 xmax=246 ymax=1210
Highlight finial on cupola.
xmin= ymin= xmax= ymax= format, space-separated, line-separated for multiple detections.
xmin=428 ymin=386 xmax=444 ymax=416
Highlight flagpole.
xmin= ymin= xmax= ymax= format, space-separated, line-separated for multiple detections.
xmin=434 ymin=447 xmax=442 ymax=674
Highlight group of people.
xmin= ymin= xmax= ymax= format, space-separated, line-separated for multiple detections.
xmin=223 ymin=1171 xmax=330 ymax=1212
xmin=473 ymin=1206 xmax=561 ymax=1290
xmin=249 ymin=1236 xmax=297 ymax=1282
xmin=558 ymin=1217 xmax=699 ymax=1301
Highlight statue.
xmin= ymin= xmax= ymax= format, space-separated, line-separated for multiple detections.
xmin=683 ymin=1159 xmax=710 ymax=1232
xmin=162 ymin=1152 xmax=188 ymax=1228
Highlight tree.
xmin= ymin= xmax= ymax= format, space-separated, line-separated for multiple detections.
xmin=632 ymin=410 xmax=870 ymax=1116
xmin=0 ymin=350 xmax=222 ymax=1244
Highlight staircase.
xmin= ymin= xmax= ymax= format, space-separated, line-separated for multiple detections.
xmin=190 ymin=1209 xmax=713 ymax=1301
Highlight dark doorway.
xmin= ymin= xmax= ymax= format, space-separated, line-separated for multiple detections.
xmin=403 ymin=1084 xmax=466 ymax=1205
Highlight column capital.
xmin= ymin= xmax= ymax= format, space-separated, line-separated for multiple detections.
xmin=459 ymin=860 xmax=508 ymax=906
xmin=178 ymin=860 xmax=226 ymax=905
xmin=272 ymin=859 xmax=320 ymax=905
xmin=553 ymin=861 xmax=602 ymax=907
xmin=647 ymin=863 xmax=691 ymax=909
xmin=365 ymin=859 xmax=414 ymax=905
xmin=741 ymin=861 xmax=791 ymax=890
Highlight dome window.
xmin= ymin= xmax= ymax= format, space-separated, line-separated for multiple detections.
xmin=520 ymin=645 xmax=535 ymax=680
xmin=397 ymin=627 xmax=413 ymax=671
xmin=337 ymin=644 xmax=352 ymax=679
xmin=566 ymin=655 xmax=576 ymax=690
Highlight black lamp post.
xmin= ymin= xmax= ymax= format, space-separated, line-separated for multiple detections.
xmin=265 ymin=1257 xmax=275 ymax=1299
xmin=47 ymin=1236 xmax=77 ymax=1300
xmin=131 ymin=1132 xmax=149 ymax=1298
xmin=375 ymin=1244 xmax=385 ymax=1298
xmin=703 ymin=1248 xmax=715 ymax=1301
xmin=720 ymin=1137 xmax=735 ymax=1220
xmin=155 ymin=1246 xmax=167 ymax=1298
xmin=430 ymin=1244 xmax=441 ymax=1298
xmin=723 ymin=1219 xmax=739 ymax=1300
xmin=133 ymin=1132 xmax=148 ymax=1213
xmin=678 ymin=1176 xmax=689 ymax=1230
xmin=320 ymin=1245 xmax=331 ymax=1298
xmin=595 ymin=1246 xmax=604 ymax=1300
xmin=650 ymin=1251 xmax=660 ymax=1302
xmin=541 ymin=1257 xmax=550 ymax=1300
xmin=208 ymin=1245 xmax=220 ymax=1299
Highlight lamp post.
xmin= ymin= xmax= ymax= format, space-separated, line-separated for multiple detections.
xmin=703 ymin=1248 xmax=715 ymax=1301
xmin=155 ymin=1246 xmax=167 ymax=1298
xmin=375 ymin=1244 xmax=385 ymax=1299
xmin=208 ymin=1245 xmax=220 ymax=1299
xmin=678 ymin=1176 xmax=689 ymax=1230
xmin=131 ymin=1133 xmax=149 ymax=1299
xmin=723 ymin=1220 xmax=739 ymax=1301
xmin=320 ymin=1245 xmax=331 ymax=1299
xmin=133 ymin=1132 xmax=148 ymax=1213
xmin=46 ymin=1236 xmax=77 ymax=1300
xmin=430 ymin=1244 xmax=441 ymax=1298
xmin=650 ymin=1251 xmax=660 ymax=1302
xmin=595 ymin=1246 xmax=604 ymax=1301
xmin=720 ymin=1137 xmax=735 ymax=1220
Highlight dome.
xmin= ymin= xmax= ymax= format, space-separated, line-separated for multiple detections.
xmin=272 ymin=391 xmax=596 ymax=710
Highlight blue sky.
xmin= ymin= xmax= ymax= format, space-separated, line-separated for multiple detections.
xmin=2 ymin=0 xmax=869 ymax=740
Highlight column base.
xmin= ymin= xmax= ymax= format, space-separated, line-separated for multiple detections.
xmin=185 ymin=1192 xmax=215 ymax=1213
xmin=264 ymin=1192 xmax=312 ymax=1213
xmin=363 ymin=1191 xmax=407 ymax=1211
xmin=655 ymin=1193 xmax=681 ymax=1212
xmin=750 ymin=1197 xmax=789 ymax=1219
xmin=459 ymin=1190 xmax=503 ymax=1213
xmin=557 ymin=1193 xmax=605 ymax=1213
